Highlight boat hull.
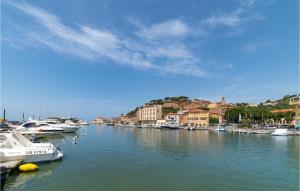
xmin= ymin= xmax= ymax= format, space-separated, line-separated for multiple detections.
xmin=160 ymin=126 xmax=179 ymax=130
xmin=0 ymin=150 xmax=63 ymax=163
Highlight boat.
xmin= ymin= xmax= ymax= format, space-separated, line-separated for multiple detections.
xmin=27 ymin=119 xmax=80 ymax=133
xmin=271 ymin=129 xmax=289 ymax=136
xmin=0 ymin=131 xmax=63 ymax=163
xmin=184 ymin=126 xmax=195 ymax=131
xmin=79 ymin=120 xmax=89 ymax=126
xmin=160 ymin=124 xmax=179 ymax=130
xmin=252 ymin=129 xmax=272 ymax=134
xmin=137 ymin=124 xmax=148 ymax=128
xmin=14 ymin=122 xmax=65 ymax=136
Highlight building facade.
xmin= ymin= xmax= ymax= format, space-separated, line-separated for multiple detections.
xmin=164 ymin=113 xmax=180 ymax=125
xmin=180 ymin=109 xmax=209 ymax=127
xmin=137 ymin=105 xmax=162 ymax=125
xmin=92 ymin=117 xmax=111 ymax=125
xmin=290 ymin=96 xmax=300 ymax=128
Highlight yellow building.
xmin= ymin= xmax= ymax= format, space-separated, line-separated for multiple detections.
xmin=180 ymin=109 xmax=209 ymax=127
xmin=137 ymin=105 xmax=162 ymax=124
xmin=290 ymin=96 xmax=300 ymax=128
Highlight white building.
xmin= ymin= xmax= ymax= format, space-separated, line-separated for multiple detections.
xmin=164 ymin=113 xmax=180 ymax=126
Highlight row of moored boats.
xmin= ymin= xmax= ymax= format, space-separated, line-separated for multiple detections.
xmin=0 ymin=118 xmax=89 ymax=163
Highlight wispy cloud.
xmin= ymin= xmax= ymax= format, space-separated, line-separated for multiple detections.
xmin=243 ymin=41 xmax=269 ymax=53
xmin=4 ymin=1 xmax=207 ymax=77
xmin=202 ymin=0 xmax=263 ymax=28
xmin=136 ymin=19 xmax=191 ymax=39
xmin=3 ymin=0 xmax=267 ymax=78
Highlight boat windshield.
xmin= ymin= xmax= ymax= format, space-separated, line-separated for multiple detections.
xmin=13 ymin=133 xmax=32 ymax=146
xmin=22 ymin=122 xmax=37 ymax=128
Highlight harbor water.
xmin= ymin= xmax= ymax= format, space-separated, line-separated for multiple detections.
xmin=4 ymin=126 xmax=299 ymax=191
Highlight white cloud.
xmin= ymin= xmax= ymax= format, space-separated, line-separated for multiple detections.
xmin=202 ymin=0 xmax=264 ymax=29
xmin=203 ymin=9 xmax=244 ymax=28
xmin=137 ymin=19 xmax=190 ymax=39
xmin=5 ymin=1 xmax=207 ymax=77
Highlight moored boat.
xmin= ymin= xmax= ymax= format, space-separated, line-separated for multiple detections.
xmin=271 ymin=129 xmax=289 ymax=136
xmin=0 ymin=131 xmax=63 ymax=163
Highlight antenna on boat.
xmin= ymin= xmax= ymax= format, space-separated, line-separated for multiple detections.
xmin=22 ymin=113 xmax=25 ymax=122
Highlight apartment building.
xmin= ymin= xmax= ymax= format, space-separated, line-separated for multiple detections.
xmin=137 ymin=105 xmax=162 ymax=125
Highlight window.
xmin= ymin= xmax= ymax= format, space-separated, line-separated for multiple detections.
xmin=23 ymin=122 xmax=37 ymax=128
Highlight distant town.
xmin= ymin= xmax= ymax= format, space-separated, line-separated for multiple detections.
xmin=92 ymin=94 xmax=300 ymax=129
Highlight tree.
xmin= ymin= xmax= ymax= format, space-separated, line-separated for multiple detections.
xmin=209 ymin=117 xmax=219 ymax=124
xmin=127 ymin=107 xmax=139 ymax=117
xmin=162 ymin=107 xmax=179 ymax=114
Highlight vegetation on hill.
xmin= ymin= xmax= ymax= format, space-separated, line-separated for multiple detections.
xmin=126 ymin=107 xmax=139 ymax=117
xmin=162 ymin=107 xmax=179 ymax=115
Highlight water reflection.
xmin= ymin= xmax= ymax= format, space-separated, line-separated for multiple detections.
xmin=3 ymin=126 xmax=299 ymax=191
xmin=131 ymin=129 xmax=219 ymax=159
xmin=4 ymin=161 xmax=61 ymax=190
xmin=130 ymin=128 xmax=299 ymax=166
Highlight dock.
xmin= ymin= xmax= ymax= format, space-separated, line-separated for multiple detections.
xmin=0 ymin=160 xmax=22 ymax=176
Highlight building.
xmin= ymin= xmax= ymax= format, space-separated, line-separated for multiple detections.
xmin=207 ymin=97 xmax=230 ymax=123
xmin=92 ymin=117 xmax=111 ymax=125
xmin=137 ymin=105 xmax=162 ymax=125
xmin=164 ymin=113 xmax=180 ymax=125
xmin=156 ymin=119 xmax=166 ymax=127
xmin=180 ymin=109 xmax=209 ymax=127
xmin=289 ymin=96 xmax=300 ymax=128
xmin=263 ymin=100 xmax=277 ymax=106
xmin=209 ymin=108 xmax=224 ymax=124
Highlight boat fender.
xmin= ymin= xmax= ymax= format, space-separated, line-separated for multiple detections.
xmin=18 ymin=163 xmax=39 ymax=172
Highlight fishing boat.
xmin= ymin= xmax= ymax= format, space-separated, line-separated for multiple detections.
xmin=271 ymin=129 xmax=289 ymax=136
xmin=0 ymin=131 xmax=63 ymax=163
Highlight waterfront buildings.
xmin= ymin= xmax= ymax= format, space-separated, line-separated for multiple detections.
xmin=164 ymin=113 xmax=180 ymax=125
xmin=289 ymin=96 xmax=300 ymax=128
xmin=92 ymin=117 xmax=111 ymax=125
xmin=137 ymin=105 xmax=162 ymax=125
xmin=180 ymin=109 xmax=209 ymax=127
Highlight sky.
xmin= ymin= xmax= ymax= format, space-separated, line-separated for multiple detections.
xmin=1 ymin=0 xmax=299 ymax=120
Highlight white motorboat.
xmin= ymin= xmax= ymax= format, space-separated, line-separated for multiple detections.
xmin=28 ymin=119 xmax=80 ymax=133
xmin=15 ymin=122 xmax=65 ymax=134
xmin=271 ymin=129 xmax=289 ymax=136
xmin=0 ymin=131 xmax=63 ymax=163
xmin=185 ymin=126 xmax=195 ymax=131
xmin=79 ymin=120 xmax=89 ymax=126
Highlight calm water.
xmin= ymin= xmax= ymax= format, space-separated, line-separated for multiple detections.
xmin=4 ymin=126 xmax=299 ymax=191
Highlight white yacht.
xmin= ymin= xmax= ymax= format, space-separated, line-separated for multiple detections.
xmin=28 ymin=119 xmax=80 ymax=133
xmin=271 ymin=129 xmax=289 ymax=136
xmin=15 ymin=122 xmax=65 ymax=135
xmin=79 ymin=120 xmax=89 ymax=126
xmin=0 ymin=131 xmax=63 ymax=163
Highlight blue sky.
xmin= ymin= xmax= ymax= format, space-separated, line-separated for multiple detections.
xmin=1 ymin=0 xmax=299 ymax=120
